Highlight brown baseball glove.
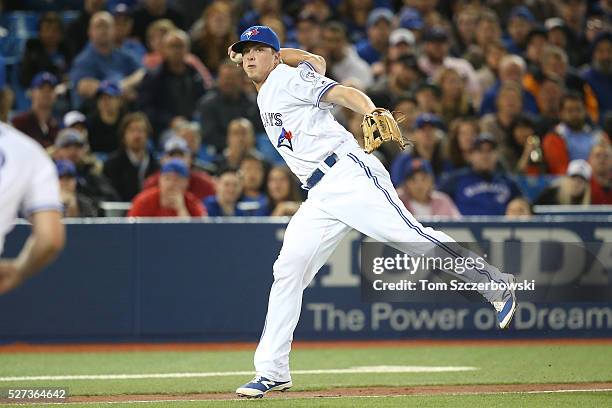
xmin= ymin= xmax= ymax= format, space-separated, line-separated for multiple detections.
xmin=361 ymin=108 xmax=409 ymax=153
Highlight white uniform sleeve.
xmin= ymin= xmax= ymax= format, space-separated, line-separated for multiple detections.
xmin=287 ymin=62 xmax=338 ymax=109
xmin=20 ymin=152 xmax=62 ymax=217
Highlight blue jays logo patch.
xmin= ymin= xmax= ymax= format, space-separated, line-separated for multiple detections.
xmin=277 ymin=128 xmax=294 ymax=151
xmin=244 ymin=28 xmax=259 ymax=39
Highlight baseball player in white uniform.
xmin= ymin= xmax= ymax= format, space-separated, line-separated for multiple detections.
xmin=0 ymin=121 xmax=65 ymax=295
xmin=230 ymin=26 xmax=517 ymax=398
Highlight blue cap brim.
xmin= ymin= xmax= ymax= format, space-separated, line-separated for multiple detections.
xmin=231 ymin=40 xmax=278 ymax=54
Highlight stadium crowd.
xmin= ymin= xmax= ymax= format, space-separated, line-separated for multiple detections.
xmin=0 ymin=0 xmax=611 ymax=219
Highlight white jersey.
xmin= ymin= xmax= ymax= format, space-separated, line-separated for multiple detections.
xmin=257 ymin=62 xmax=361 ymax=184
xmin=0 ymin=122 xmax=62 ymax=256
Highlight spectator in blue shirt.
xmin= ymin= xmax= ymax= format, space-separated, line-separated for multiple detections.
xmin=237 ymin=154 xmax=268 ymax=215
xmin=440 ymin=133 xmax=523 ymax=216
xmin=479 ymin=54 xmax=538 ymax=116
xmin=70 ymin=11 xmax=143 ymax=109
xmin=502 ymin=6 xmax=535 ymax=55
xmin=203 ymin=169 xmax=245 ymax=216
xmin=581 ymin=32 xmax=612 ymax=124
xmin=356 ymin=8 xmax=393 ymax=65
xmin=112 ymin=3 xmax=147 ymax=63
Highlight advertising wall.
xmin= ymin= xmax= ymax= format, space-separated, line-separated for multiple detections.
xmin=0 ymin=217 xmax=610 ymax=342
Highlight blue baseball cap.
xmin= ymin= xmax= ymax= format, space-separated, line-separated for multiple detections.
xmin=367 ymin=8 xmax=394 ymax=28
xmin=231 ymin=25 xmax=280 ymax=54
xmin=97 ymin=80 xmax=121 ymax=97
xmin=402 ymin=157 xmax=433 ymax=181
xmin=509 ymin=5 xmax=535 ymax=23
xmin=31 ymin=71 xmax=58 ymax=89
xmin=161 ymin=159 xmax=189 ymax=178
xmin=399 ymin=8 xmax=424 ymax=30
xmin=414 ymin=113 xmax=445 ymax=130
xmin=56 ymin=160 xmax=77 ymax=177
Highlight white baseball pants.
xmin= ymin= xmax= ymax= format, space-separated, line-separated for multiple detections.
xmin=254 ymin=147 xmax=511 ymax=382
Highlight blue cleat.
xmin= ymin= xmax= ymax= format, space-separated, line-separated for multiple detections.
xmin=236 ymin=375 xmax=293 ymax=398
xmin=493 ymin=276 xmax=517 ymax=329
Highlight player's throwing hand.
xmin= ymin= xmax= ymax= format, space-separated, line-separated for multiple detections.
xmin=227 ymin=45 xmax=243 ymax=65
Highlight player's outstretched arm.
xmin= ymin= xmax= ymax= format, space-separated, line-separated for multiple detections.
xmin=279 ymin=48 xmax=326 ymax=75
xmin=321 ymin=84 xmax=376 ymax=116
xmin=0 ymin=211 xmax=65 ymax=294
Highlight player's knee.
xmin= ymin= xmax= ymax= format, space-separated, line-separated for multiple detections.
xmin=272 ymin=252 xmax=311 ymax=281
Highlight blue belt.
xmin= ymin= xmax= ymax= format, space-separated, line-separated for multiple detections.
xmin=303 ymin=153 xmax=339 ymax=190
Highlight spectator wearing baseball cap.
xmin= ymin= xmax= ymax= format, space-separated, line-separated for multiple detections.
xmin=56 ymin=160 xmax=98 ymax=218
xmin=142 ymin=136 xmax=216 ymax=200
xmin=418 ymin=27 xmax=481 ymax=104
xmin=390 ymin=113 xmax=452 ymax=187
xmin=320 ymin=21 xmax=373 ymax=88
xmin=503 ymin=6 xmax=535 ymax=55
xmin=52 ymin=128 xmax=120 ymax=206
xmin=396 ymin=158 xmax=460 ymax=219
xmin=11 ymin=71 xmax=59 ymax=148
xmin=112 ymin=3 xmax=147 ymax=63
xmin=399 ymin=8 xmax=424 ymax=32
xmin=355 ymin=8 xmax=394 ymax=65
xmin=388 ymin=28 xmax=415 ymax=61
xmin=129 ymin=158 xmax=207 ymax=217
xmin=440 ymin=133 xmax=523 ymax=216
xmin=535 ymin=159 xmax=592 ymax=205
xmin=86 ymin=80 xmax=124 ymax=154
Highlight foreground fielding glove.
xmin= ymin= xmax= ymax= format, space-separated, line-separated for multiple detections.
xmin=361 ymin=108 xmax=409 ymax=153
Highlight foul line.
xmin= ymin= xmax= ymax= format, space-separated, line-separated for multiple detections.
xmin=0 ymin=366 xmax=477 ymax=382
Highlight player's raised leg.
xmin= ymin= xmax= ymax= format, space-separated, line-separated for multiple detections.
xmin=236 ymin=200 xmax=351 ymax=398
xmin=312 ymin=149 xmax=516 ymax=328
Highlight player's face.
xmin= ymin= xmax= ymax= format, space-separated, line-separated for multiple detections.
xmin=241 ymin=44 xmax=280 ymax=84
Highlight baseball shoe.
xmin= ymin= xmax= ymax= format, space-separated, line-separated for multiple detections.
xmin=235 ymin=375 xmax=292 ymax=398
xmin=492 ymin=275 xmax=517 ymax=329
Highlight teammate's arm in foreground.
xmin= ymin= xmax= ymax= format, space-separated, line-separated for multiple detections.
xmin=0 ymin=211 xmax=65 ymax=294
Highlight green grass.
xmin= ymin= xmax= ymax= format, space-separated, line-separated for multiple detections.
xmin=0 ymin=344 xmax=610 ymax=397
xmin=7 ymin=392 xmax=612 ymax=408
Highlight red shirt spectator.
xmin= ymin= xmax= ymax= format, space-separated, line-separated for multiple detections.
xmin=143 ymin=170 xmax=215 ymax=200
xmin=128 ymin=187 xmax=205 ymax=217
xmin=128 ymin=159 xmax=206 ymax=217
xmin=143 ymin=135 xmax=216 ymax=199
